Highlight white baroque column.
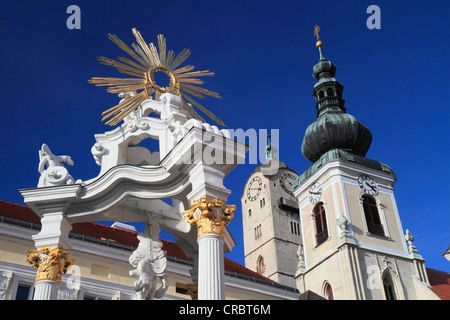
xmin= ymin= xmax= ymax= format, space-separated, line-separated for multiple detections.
xmin=184 ymin=196 xmax=235 ymax=300
xmin=26 ymin=245 xmax=74 ymax=300
xmin=33 ymin=280 xmax=60 ymax=300
xmin=197 ymin=234 xmax=225 ymax=299
xmin=26 ymin=212 xmax=74 ymax=300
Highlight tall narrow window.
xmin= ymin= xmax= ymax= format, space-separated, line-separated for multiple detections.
xmin=257 ymin=256 xmax=265 ymax=274
xmin=255 ymin=225 xmax=262 ymax=239
xmin=313 ymin=202 xmax=328 ymax=245
xmin=383 ymin=274 xmax=396 ymax=300
xmin=362 ymin=195 xmax=384 ymax=236
xmin=324 ymin=282 xmax=334 ymax=300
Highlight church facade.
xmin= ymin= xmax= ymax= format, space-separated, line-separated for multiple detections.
xmin=240 ymin=41 xmax=448 ymax=300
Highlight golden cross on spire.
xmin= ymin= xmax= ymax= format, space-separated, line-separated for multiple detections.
xmin=314 ymin=25 xmax=323 ymax=48
xmin=314 ymin=25 xmax=320 ymax=40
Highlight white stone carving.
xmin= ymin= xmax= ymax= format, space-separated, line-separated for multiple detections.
xmin=57 ymin=287 xmax=79 ymax=300
xmin=90 ymin=93 xmax=231 ymax=177
xmin=0 ymin=271 xmax=13 ymax=300
xmin=91 ymin=143 xmax=105 ymax=166
xmin=405 ymin=229 xmax=422 ymax=258
xmin=38 ymin=143 xmax=79 ymax=187
xmin=21 ymin=92 xmax=247 ymax=300
xmin=129 ymin=223 xmax=168 ymax=300
xmin=296 ymin=244 xmax=305 ymax=273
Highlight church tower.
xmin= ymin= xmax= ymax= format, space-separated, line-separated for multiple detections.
xmin=241 ymin=136 xmax=301 ymax=287
xmin=292 ymin=38 xmax=433 ymax=299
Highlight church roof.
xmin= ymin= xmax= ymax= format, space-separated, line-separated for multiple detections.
xmin=0 ymin=200 xmax=282 ymax=287
xmin=427 ymin=268 xmax=450 ymax=300
xmin=301 ymin=42 xmax=372 ymax=164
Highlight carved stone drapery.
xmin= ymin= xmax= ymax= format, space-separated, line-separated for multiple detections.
xmin=183 ymin=196 xmax=235 ymax=238
xmin=26 ymin=245 xmax=74 ymax=284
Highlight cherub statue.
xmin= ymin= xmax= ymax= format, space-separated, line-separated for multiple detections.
xmin=37 ymin=143 xmax=77 ymax=187
xmin=129 ymin=224 xmax=168 ymax=300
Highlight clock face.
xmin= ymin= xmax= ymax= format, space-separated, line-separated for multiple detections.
xmin=358 ymin=175 xmax=378 ymax=195
xmin=247 ymin=176 xmax=262 ymax=201
xmin=309 ymin=182 xmax=322 ymax=204
xmin=280 ymin=172 xmax=296 ymax=195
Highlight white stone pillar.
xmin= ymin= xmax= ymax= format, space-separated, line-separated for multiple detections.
xmin=26 ymin=245 xmax=74 ymax=300
xmin=33 ymin=280 xmax=60 ymax=300
xmin=26 ymin=212 xmax=74 ymax=300
xmin=197 ymin=234 xmax=225 ymax=300
xmin=184 ymin=196 xmax=235 ymax=300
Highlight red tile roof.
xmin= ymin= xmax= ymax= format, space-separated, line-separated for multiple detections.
xmin=0 ymin=200 xmax=273 ymax=283
xmin=427 ymin=268 xmax=450 ymax=300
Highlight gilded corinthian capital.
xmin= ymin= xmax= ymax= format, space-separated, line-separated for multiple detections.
xmin=26 ymin=245 xmax=74 ymax=284
xmin=184 ymin=196 xmax=236 ymax=238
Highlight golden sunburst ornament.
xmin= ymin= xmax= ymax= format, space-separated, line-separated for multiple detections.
xmin=88 ymin=28 xmax=224 ymax=126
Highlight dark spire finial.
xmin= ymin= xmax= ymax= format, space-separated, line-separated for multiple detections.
xmin=301 ymin=34 xmax=373 ymax=163
xmin=265 ymin=132 xmax=277 ymax=162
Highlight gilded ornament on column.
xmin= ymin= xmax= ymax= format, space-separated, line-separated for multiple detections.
xmin=184 ymin=196 xmax=235 ymax=238
xmin=26 ymin=245 xmax=74 ymax=284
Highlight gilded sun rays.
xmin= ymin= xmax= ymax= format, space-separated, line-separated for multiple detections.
xmin=88 ymin=28 xmax=224 ymax=126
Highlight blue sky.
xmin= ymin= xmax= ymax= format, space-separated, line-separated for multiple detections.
xmin=0 ymin=1 xmax=448 ymax=273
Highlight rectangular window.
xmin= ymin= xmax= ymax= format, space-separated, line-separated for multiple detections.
xmin=15 ymin=284 xmax=33 ymax=300
xmin=290 ymin=221 xmax=300 ymax=235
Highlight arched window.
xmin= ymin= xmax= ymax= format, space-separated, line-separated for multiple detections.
xmin=382 ymin=273 xmax=396 ymax=300
xmin=362 ymin=195 xmax=384 ymax=236
xmin=256 ymin=256 xmax=265 ymax=274
xmin=313 ymin=202 xmax=328 ymax=245
xmin=323 ymin=282 xmax=334 ymax=300
xmin=248 ymin=208 xmax=252 ymax=217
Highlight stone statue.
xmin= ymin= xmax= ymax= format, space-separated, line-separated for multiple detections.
xmin=129 ymin=223 xmax=168 ymax=300
xmin=405 ymin=229 xmax=419 ymax=255
xmin=296 ymin=244 xmax=305 ymax=272
xmin=37 ymin=144 xmax=77 ymax=187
